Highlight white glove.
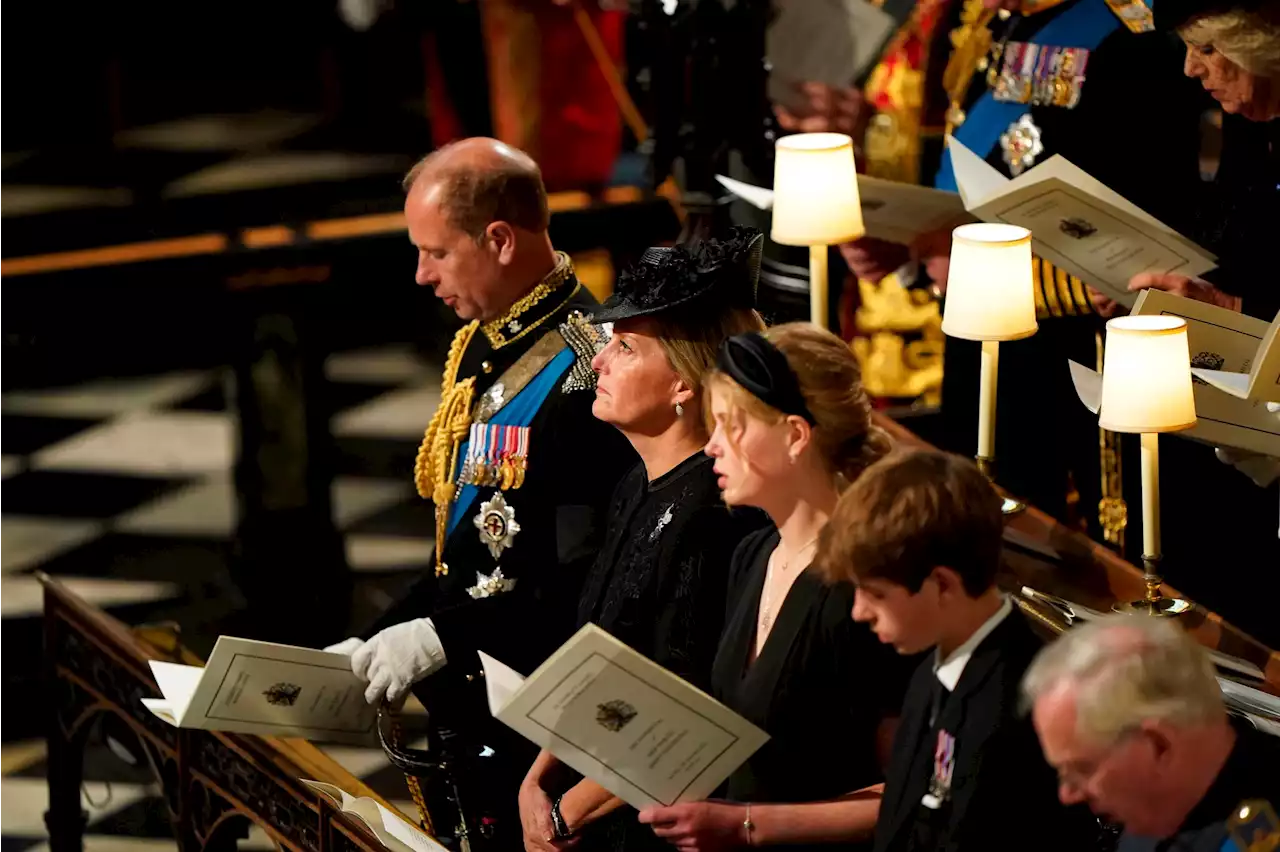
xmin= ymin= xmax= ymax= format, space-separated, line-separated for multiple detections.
xmin=351 ymin=618 xmax=448 ymax=705
xmin=325 ymin=637 xmax=365 ymax=656
xmin=1214 ymin=402 xmax=1280 ymax=488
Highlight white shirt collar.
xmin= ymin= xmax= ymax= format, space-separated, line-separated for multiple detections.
xmin=933 ymin=595 xmax=1014 ymax=692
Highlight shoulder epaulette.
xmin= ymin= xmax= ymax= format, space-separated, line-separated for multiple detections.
xmin=559 ymin=311 xmax=607 ymax=393
xmin=1102 ymin=0 xmax=1155 ymax=33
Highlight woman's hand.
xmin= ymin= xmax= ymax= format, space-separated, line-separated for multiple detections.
xmin=775 ymin=82 xmax=867 ymax=137
xmin=519 ymin=779 xmax=576 ymax=852
xmin=1087 ymin=285 xmax=1126 ymax=318
xmin=638 ymin=801 xmax=748 ymax=852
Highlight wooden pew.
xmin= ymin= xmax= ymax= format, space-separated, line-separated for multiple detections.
xmin=876 ymin=414 xmax=1280 ymax=694
xmin=39 ymin=572 xmax=423 ymax=852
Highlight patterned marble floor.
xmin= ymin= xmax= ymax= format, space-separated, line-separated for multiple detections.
xmin=2 ymin=344 xmax=447 ymax=849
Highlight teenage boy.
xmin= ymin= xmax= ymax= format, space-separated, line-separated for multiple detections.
xmin=816 ymin=449 xmax=1095 ymax=852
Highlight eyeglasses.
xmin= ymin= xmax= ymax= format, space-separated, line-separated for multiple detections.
xmin=1055 ymin=729 xmax=1141 ymax=793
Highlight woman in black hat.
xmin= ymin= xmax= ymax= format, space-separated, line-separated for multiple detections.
xmin=518 ymin=228 xmax=770 ymax=852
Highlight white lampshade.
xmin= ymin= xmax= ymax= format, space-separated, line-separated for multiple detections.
xmin=1099 ymin=316 xmax=1197 ymax=434
xmin=941 ymin=223 xmax=1038 ymax=342
xmin=770 ymin=133 xmax=865 ymax=246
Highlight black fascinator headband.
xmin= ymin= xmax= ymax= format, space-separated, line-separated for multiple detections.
xmin=717 ymin=332 xmax=816 ymax=424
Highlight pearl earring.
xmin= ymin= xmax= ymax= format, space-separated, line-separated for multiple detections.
xmin=675 ymin=402 xmax=684 ymax=417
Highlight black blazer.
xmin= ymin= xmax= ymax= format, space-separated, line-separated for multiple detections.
xmin=874 ymin=609 xmax=1096 ymax=852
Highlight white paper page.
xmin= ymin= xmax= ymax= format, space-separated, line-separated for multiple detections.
xmin=376 ymin=802 xmax=451 ymax=852
xmin=1068 ymin=361 xmax=1102 ymax=415
xmin=477 ymin=651 xmax=526 ymax=716
xmin=491 ymin=625 xmax=769 ymax=810
xmin=767 ymin=0 xmax=896 ymax=110
xmin=180 ymin=637 xmax=378 ymax=743
xmin=1208 ymin=650 xmax=1265 ymax=681
xmin=856 ymin=175 xmax=970 ymax=244
xmin=946 ymin=137 xmax=1009 ymax=211
xmin=715 ymin=175 xmax=774 ymax=211
xmin=1192 ymin=369 xmax=1254 ymax=399
xmin=1248 ymin=713 xmax=1280 ymax=738
xmin=140 ymin=699 xmax=179 ymax=726
xmin=1219 ymin=677 xmax=1280 ymax=718
xmin=148 ymin=661 xmax=206 ymax=723
xmin=1133 ymin=291 xmax=1280 ymax=455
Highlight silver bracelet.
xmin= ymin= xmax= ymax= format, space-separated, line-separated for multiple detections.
xmin=743 ymin=803 xmax=755 ymax=847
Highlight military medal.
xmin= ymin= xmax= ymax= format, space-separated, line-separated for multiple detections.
xmin=922 ymin=729 xmax=956 ymax=809
xmin=992 ymin=42 xmax=1089 ymax=110
xmin=1000 ymin=113 xmax=1044 ymax=176
xmin=475 ymin=492 xmax=521 ymax=559
xmin=467 ymin=567 xmax=517 ymax=599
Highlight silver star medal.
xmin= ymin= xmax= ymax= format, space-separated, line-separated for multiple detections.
xmin=1000 ymin=113 xmax=1045 ymax=177
xmin=475 ymin=381 xmax=505 ymax=423
xmin=508 ymin=319 xmax=522 ymax=334
xmin=467 ymin=568 xmax=517 ymax=599
xmin=649 ymin=504 xmax=674 ymax=541
xmin=475 ymin=492 xmax=521 ymax=559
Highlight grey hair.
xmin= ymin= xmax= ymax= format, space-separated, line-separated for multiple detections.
xmin=1021 ymin=615 xmax=1225 ymax=746
xmin=1180 ymin=5 xmax=1280 ymax=79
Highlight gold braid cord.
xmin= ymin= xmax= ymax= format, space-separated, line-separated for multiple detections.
xmin=388 ymin=712 xmax=435 ymax=835
xmin=414 ymin=321 xmax=480 ymax=577
xmin=1096 ymin=329 xmax=1128 ymax=547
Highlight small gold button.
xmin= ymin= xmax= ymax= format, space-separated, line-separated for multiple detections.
xmin=482 ymin=360 xmax=493 ymax=374
xmin=976 ymin=57 xmax=989 ymax=72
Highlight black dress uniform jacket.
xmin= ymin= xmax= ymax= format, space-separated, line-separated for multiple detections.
xmin=874 ymin=609 xmax=1096 ymax=852
xmin=935 ymin=4 xmax=1207 ymax=530
xmin=1117 ymin=720 xmax=1280 ymax=852
xmin=364 ymin=272 xmax=636 ymax=687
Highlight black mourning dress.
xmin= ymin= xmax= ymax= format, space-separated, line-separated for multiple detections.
xmin=572 ymin=452 xmax=767 ymax=851
xmin=711 ymin=528 xmax=912 ymax=852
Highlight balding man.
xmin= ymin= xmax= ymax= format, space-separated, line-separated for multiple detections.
xmin=331 ymin=138 xmax=634 ymax=711
xmin=1023 ymin=616 xmax=1280 ymax=851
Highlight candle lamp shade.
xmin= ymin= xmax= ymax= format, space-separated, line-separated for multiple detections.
xmin=1099 ymin=316 xmax=1198 ymax=434
xmin=770 ymin=133 xmax=865 ymax=246
xmin=941 ymin=223 xmax=1038 ymax=342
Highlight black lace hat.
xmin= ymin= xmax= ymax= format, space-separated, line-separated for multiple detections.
xmin=591 ymin=227 xmax=764 ymax=324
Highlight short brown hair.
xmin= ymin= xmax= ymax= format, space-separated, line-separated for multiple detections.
xmin=705 ymin=322 xmax=891 ymax=483
xmin=815 ymin=449 xmax=1003 ymax=596
xmin=403 ymin=143 xmax=550 ymax=238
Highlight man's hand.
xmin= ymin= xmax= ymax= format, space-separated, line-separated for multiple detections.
xmin=1087 ymin=286 xmax=1126 ymax=318
xmin=839 ymin=238 xmax=911 ymax=284
xmin=638 ymin=801 xmax=748 ymax=852
xmin=519 ymin=779 xmax=576 ymax=852
xmin=775 ymin=82 xmax=866 ymax=137
xmin=350 ymin=618 xmax=446 ymax=705
xmin=1127 ymin=272 xmax=1242 ymax=312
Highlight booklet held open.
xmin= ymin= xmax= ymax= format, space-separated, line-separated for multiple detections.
xmin=141 ymin=636 xmax=377 ymax=744
xmin=479 ymin=624 xmax=769 ymax=810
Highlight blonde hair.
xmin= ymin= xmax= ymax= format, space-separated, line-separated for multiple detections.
xmin=653 ymin=306 xmax=766 ymax=423
xmin=705 ymin=322 xmax=891 ymax=483
xmin=1021 ymin=616 xmax=1226 ymax=747
xmin=1180 ymin=5 xmax=1280 ymax=78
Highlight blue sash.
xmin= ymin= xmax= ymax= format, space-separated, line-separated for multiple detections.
xmin=446 ymin=346 xmax=577 ymax=538
xmin=934 ymin=0 xmax=1121 ymax=191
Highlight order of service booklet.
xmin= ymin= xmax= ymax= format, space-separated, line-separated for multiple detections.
xmin=946 ymin=138 xmax=1218 ymax=307
xmin=1067 ymin=290 xmax=1280 ymax=457
xmin=716 ymin=173 xmax=969 ymax=246
xmin=479 ymin=624 xmax=769 ymax=810
xmin=303 ymin=781 xmax=447 ymax=852
xmin=1189 ymin=308 xmax=1280 ymax=404
xmin=140 ymin=636 xmax=377 ymax=744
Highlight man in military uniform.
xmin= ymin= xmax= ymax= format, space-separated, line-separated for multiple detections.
xmin=846 ymin=0 xmax=1207 ymax=537
xmin=1024 ymin=616 xmax=1280 ymax=852
xmin=328 ymin=139 xmax=634 ymax=838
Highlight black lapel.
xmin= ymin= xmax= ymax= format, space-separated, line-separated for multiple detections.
xmin=576 ymin=466 xmax=644 ymax=624
xmin=936 ymin=612 xmax=1038 ymax=831
xmin=740 ymin=567 xmax=825 ymax=692
xmin=880 ymin=659 xmax=937 ymax=846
